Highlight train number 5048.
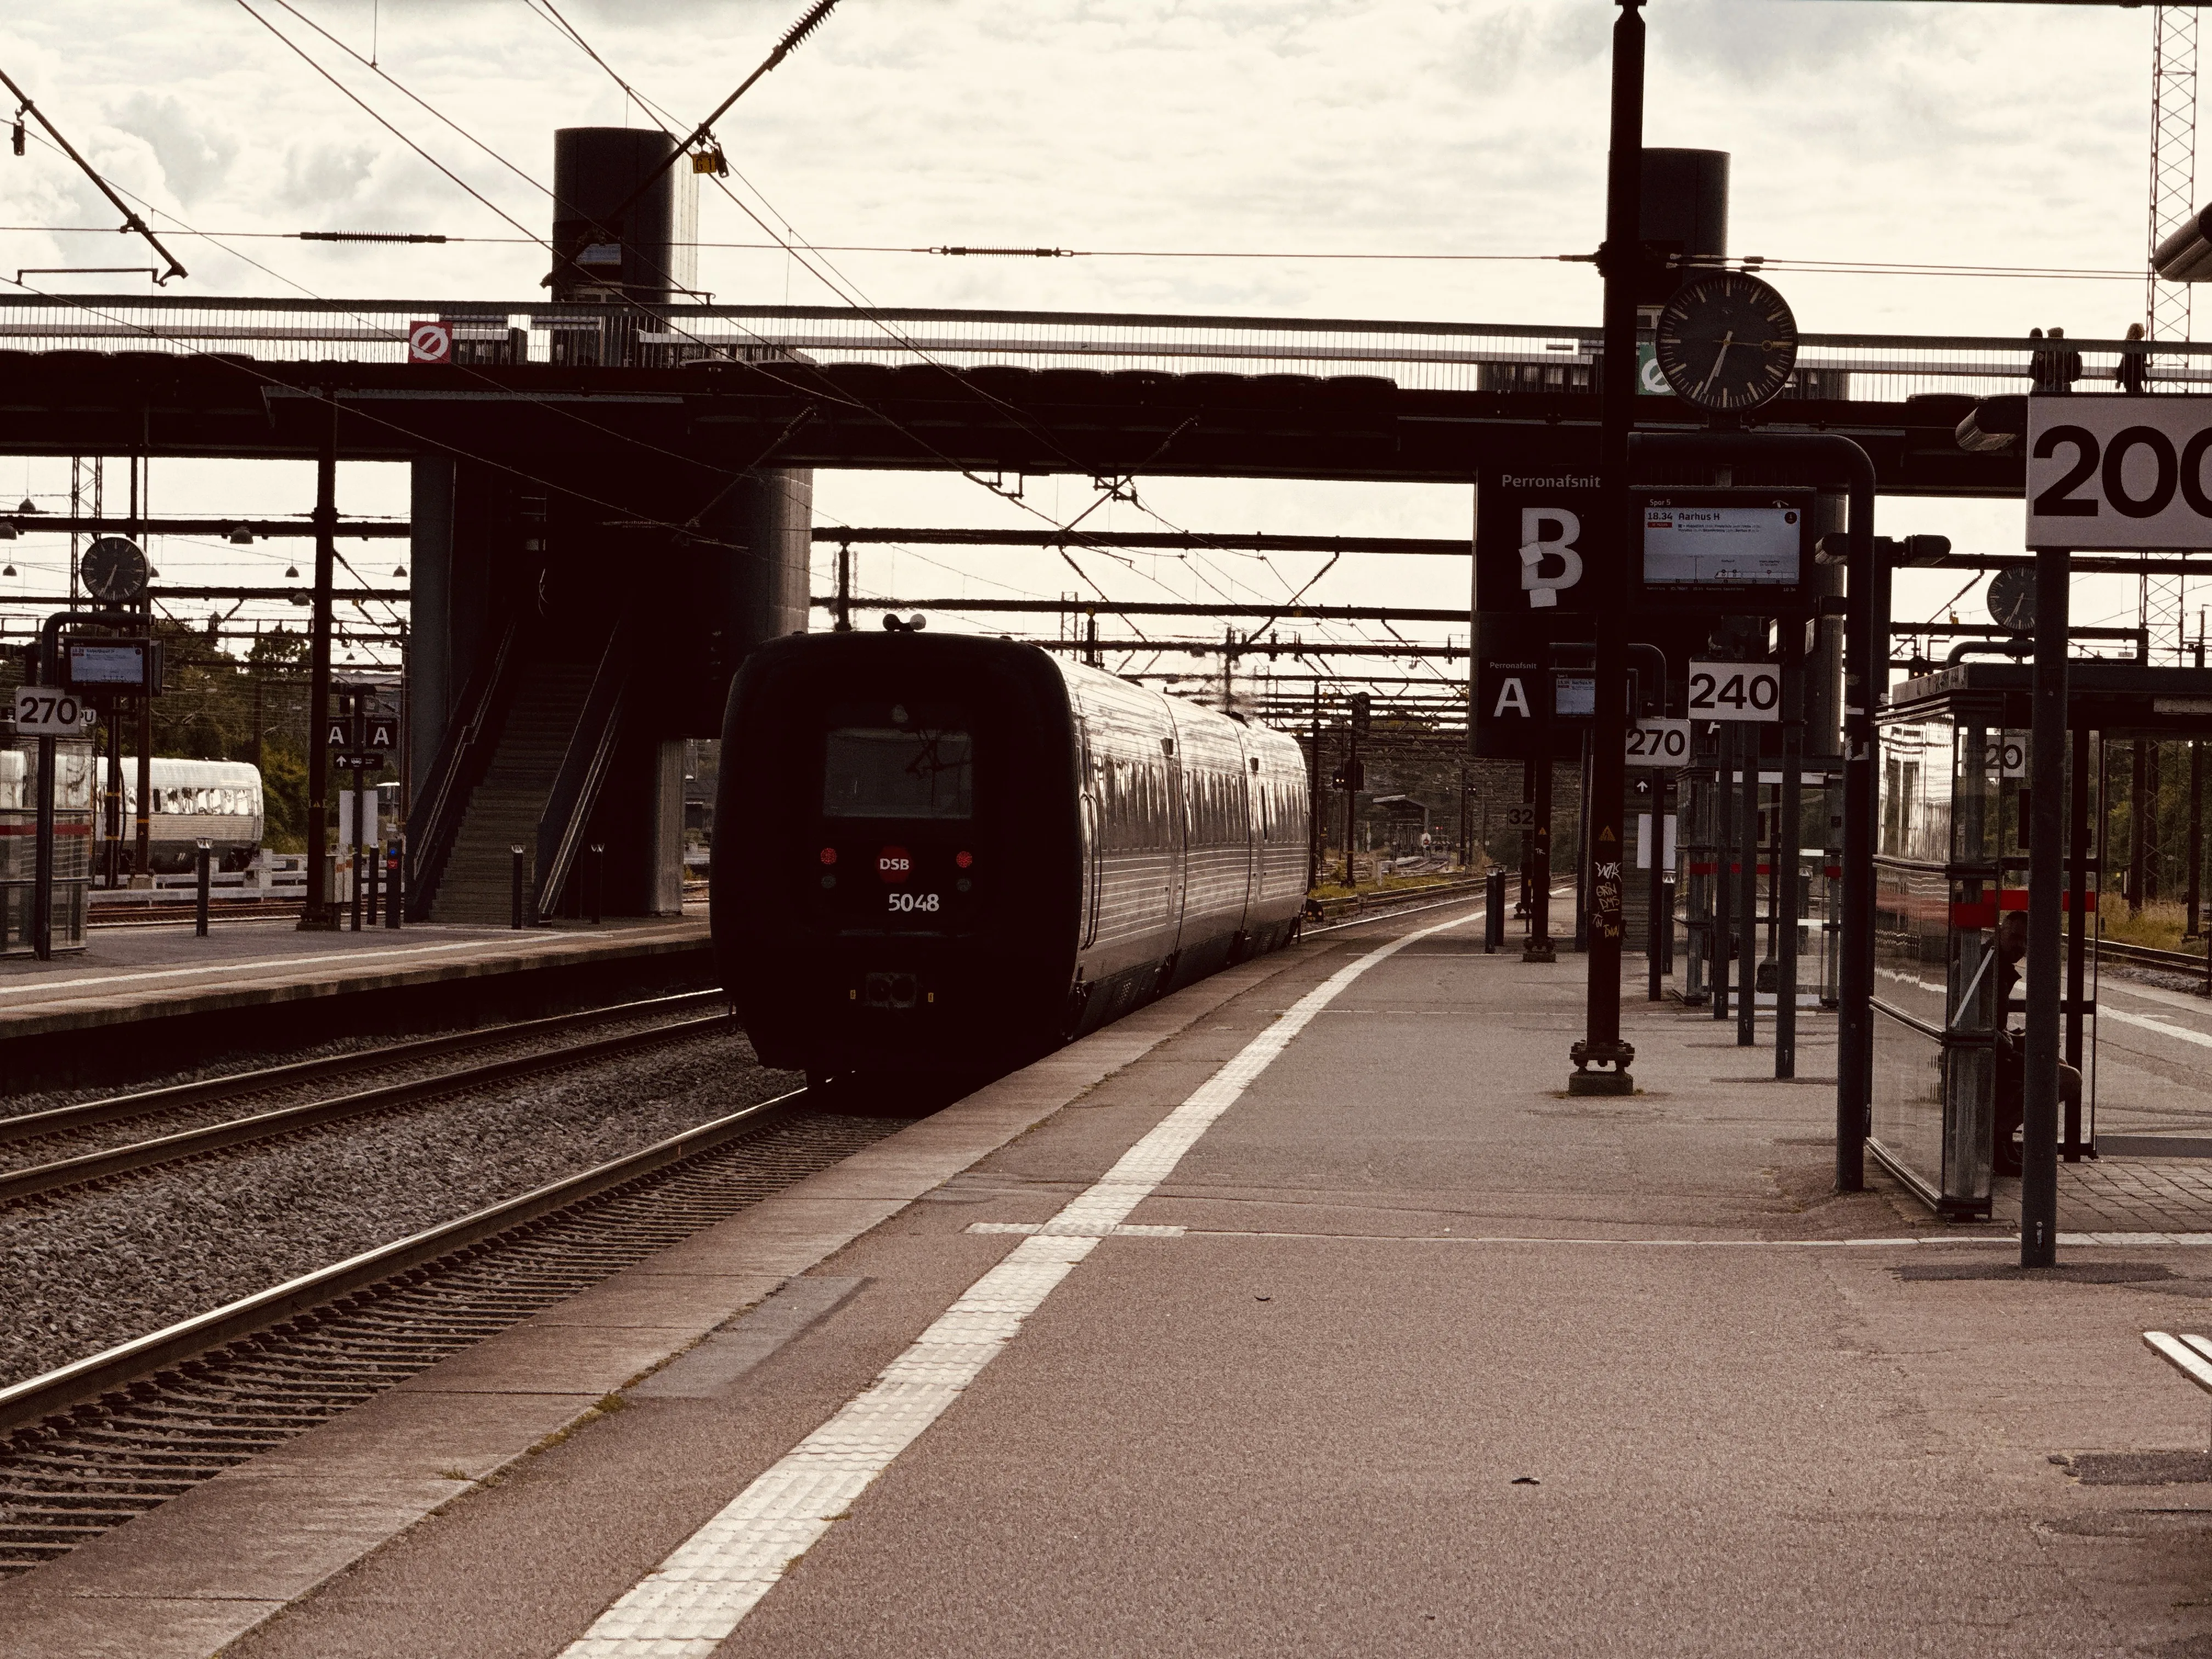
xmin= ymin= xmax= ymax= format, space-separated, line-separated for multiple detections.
xmin=888 ymin=891 xmax=943 ymax=914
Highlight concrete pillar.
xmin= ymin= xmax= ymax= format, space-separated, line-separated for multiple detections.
xmin=407 ymin=457 xmax=454 ymax=798
xmin=652 ymin=738 xmax=686 ymax=916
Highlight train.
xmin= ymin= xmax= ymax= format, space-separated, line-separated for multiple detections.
xmin=713 ymin=633 xmax=1312 ymax=1088
xmin=111 ymin=759 xmax=266 ymax=874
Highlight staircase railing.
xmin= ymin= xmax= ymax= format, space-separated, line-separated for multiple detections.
xmin=405 ymin=617 xmax=520 ymax=920
xmin=532 ymin=614 xmax=631 ymax=922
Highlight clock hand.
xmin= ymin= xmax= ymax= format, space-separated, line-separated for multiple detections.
xmin=1696 ymin=331 xmax=1735 ymax=398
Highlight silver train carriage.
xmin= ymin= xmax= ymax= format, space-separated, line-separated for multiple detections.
xmin=110 ymin=759 xmax=267 ymax=874
xmin=714 ymin=633 xmax=1311 ymax=1084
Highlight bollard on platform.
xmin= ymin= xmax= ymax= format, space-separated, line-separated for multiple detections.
xmin=194 ymin=838 xmax=211 ymax=938
xmin=386 ymin=843 xmax=403 ymax=929
xmin=588 ymin=842 xmax=605 ymax=926
xmin=1484 ymin=867 xmax=1506 ymax=953
xmin=511 ymin=844 xmax=527 ymax=929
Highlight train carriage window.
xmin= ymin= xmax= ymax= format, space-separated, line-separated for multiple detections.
xmin=822 ymin=725 xmax=974 ymax=820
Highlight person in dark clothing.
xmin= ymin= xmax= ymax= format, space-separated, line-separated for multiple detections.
xmin=1989 ymin=907 xmax=2083 ymax=1175
xmin=1993 ymin=911 xmax=2028 ymax=1175
xmin=2119 ymin=321 xmax=2149 ymax=394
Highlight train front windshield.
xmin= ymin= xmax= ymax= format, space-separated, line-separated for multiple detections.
xmin=822 ymin=726 xmax=973 ymax=820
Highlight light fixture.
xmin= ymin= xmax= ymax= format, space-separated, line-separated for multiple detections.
xmin=0 ymin=520 xmax=16 ymax=543
xmin=227 ymin=523 xmax=253 ymax=545
xmin=14 ymin=498 xmax=35 ymax=515
xmin=147 ymin=566 xmax=159 ymax=578
xmin=393 ymin=563 xmax=407 ymax=578
xmin=3 ymin=564 xmax=16 ymax=578
xmin=284 ymin=563 xmax=299 ymax=579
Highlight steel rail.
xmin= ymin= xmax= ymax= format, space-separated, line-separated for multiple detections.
xmin=0 ymin=1085 xmax=806 ymax=1439
xmin=2096 ymin=937 xmax=2211 ymax=984
xmin=0 ymin=988 xmax=724 ymax=1148
xmin=0 ymin=1013 xmax=733 ymax=1204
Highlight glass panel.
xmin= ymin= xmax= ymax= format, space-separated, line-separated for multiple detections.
xmin=1952 ymin=721 xmax=1999 ymax=867
xmin=1879 ymin=720 xmax=1953 ymax=861
xmin=821 ymin=727 xmax=974 ymax=820
xmin=1874 ymin=863 xmax=1949 ymax=1029
xmin=1871 ymin=1008 xmax=1946 ymax=1198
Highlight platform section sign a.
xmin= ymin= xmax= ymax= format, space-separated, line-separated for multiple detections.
xmin=2027 ymin=396 xmax=2212 ymax=550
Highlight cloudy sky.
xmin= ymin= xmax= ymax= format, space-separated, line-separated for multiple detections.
xmin=0 ymin=1 xmax=2186 ymax=667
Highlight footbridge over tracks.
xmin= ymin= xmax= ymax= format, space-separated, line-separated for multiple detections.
xmin=0 ymin=291 xmax=2147 ymax=923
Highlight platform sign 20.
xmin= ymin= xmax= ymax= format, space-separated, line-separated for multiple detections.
xmin=1685 ymin=662 xmax=1782 ymax=723
xmin=2027 ymin=397 xmax=2212 ymax=550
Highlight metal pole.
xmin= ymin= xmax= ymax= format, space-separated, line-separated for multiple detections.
xmin=1574 ymin=729 xmax=1592 ymax=952
xmin=386 ymin=841 xmax=403 ymax=930
xmin=589 ymin=842 xmax=605 ymax=925
xmin=2023 ymin=542 xmax=2071 ymax=1269
xmin=2131 ymin=737 xmax=2151 ymax=912
xmin=833 ymin=541 xmax=853 ymax=633
xmin=511 ymin=844 xmax=526 ymax=929
xmin=1777 ymin=628 xmax=1805 ymax=1080
xmin=2190 ymin=735 xmax=2204 ymax=939
xmin=1342 ymin=721 xmax=1358 ymax=888
xmin=1570 ymin=0 xmax=1641 ymax=1093
xmin=301 ymin=401 xmax=337 ymax=930
xmin=1738 ymin=723 xmax=1760 ymax=1049
xmin=1648 ymin=768 xmax=1668 ymax=1000
xmin=1307 ymin=687 xmax=1322 ymax=893
xmin=30 ymin=647 xmax=54 ymax=963
xmin=1838 ymin=504 xmax=1882 ymax=1194
xmin=1714 ymin=724 xmax=1734 ymax=1023
xmin=2066 ymin=724 xmax=2090 ymax=1158
xmin=1517 ymin=755 xmax=1535 ymax=919
xmin=1528 ymin=748 xmax=1556 ymax=962
xmin=194 ymin=838 xmax=210 ymax=938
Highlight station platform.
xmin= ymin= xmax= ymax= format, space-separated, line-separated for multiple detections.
xmin=14 ymin=895 xmax=2212 ymax=1656
xmin=0 ymin=914 xmax=712 ymax=1093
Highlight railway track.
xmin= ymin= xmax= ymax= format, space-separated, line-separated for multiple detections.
xmin=0 ymin=1090 xmax=894 ymax=1575
xmin=2094 ymin=937 xmax=2211 ymax=985
xmin=88 ymin=899 xmax=304 ymax=928
xmin=0 ymin=991 xmax=732 ymax=1204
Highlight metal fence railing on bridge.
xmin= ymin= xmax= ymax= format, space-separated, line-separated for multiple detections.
xmin=1 ymin=290 xmax=2204 ymax=402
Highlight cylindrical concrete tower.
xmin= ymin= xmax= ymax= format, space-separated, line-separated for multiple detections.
xmin=549 ymin=127 xmax=699 ymax=304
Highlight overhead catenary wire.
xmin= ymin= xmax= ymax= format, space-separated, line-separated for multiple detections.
xmin=0 ymin=64 xmax=188 ymax=282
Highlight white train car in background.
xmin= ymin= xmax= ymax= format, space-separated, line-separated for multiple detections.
xmin=106 ymin=759 xmax=267 ymax=874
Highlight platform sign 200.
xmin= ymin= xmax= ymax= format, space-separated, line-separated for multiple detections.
xmin=1685 ymin=662 xmax=1781 ymax=723
xmin=2027 ymin=397 xmax=2212 ymax=550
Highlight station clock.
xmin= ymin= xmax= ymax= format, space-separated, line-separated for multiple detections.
xmin=1652 ymin=272 xmax=1800 ymax=415
xmin=80 ymin=536 xmax=150 ymax=604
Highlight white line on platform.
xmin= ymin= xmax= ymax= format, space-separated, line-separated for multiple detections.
xmin=1161 ymin=1229 xmax=2212 ymax=1247
xmin=2100 ymin=1002 xmax=2212 ymax=1051
xmin=557 ymin=907 xmax=1481 ymax=1659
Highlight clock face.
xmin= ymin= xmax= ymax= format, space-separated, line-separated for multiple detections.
xmin=81 ymin=537 xmax=149 ymax=603
xmin=1653 ymin=273 xmax=1799 ymax=413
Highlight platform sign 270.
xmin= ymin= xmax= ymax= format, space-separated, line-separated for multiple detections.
xmin=13 ymin=687 xmax=93 ymax=736
xmin=2027 ymin=397 xmax=2212 ymax=550
xmin=1685 ymin=662 xmax=1781 ymax=723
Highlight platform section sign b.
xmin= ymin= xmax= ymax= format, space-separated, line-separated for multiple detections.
xmin=2027 ymin=396 xmax=2212 ymax=549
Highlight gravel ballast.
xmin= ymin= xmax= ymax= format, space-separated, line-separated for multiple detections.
xmin=0 ymin=1024 xmax=806 ymax=1387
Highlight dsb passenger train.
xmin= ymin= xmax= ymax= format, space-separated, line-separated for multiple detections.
xmin=713 ymin=633 xmax=1312 ymax=1087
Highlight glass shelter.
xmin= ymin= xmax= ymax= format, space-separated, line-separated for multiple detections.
xmin=1870 ymin=661 xmax=2212 ymax=1217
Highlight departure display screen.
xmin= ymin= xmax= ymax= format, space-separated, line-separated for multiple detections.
xmin=822 ymin=726 xmax=974 ymax=820
xmin=1637 ymin=490 xmax=1810 ymax=590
